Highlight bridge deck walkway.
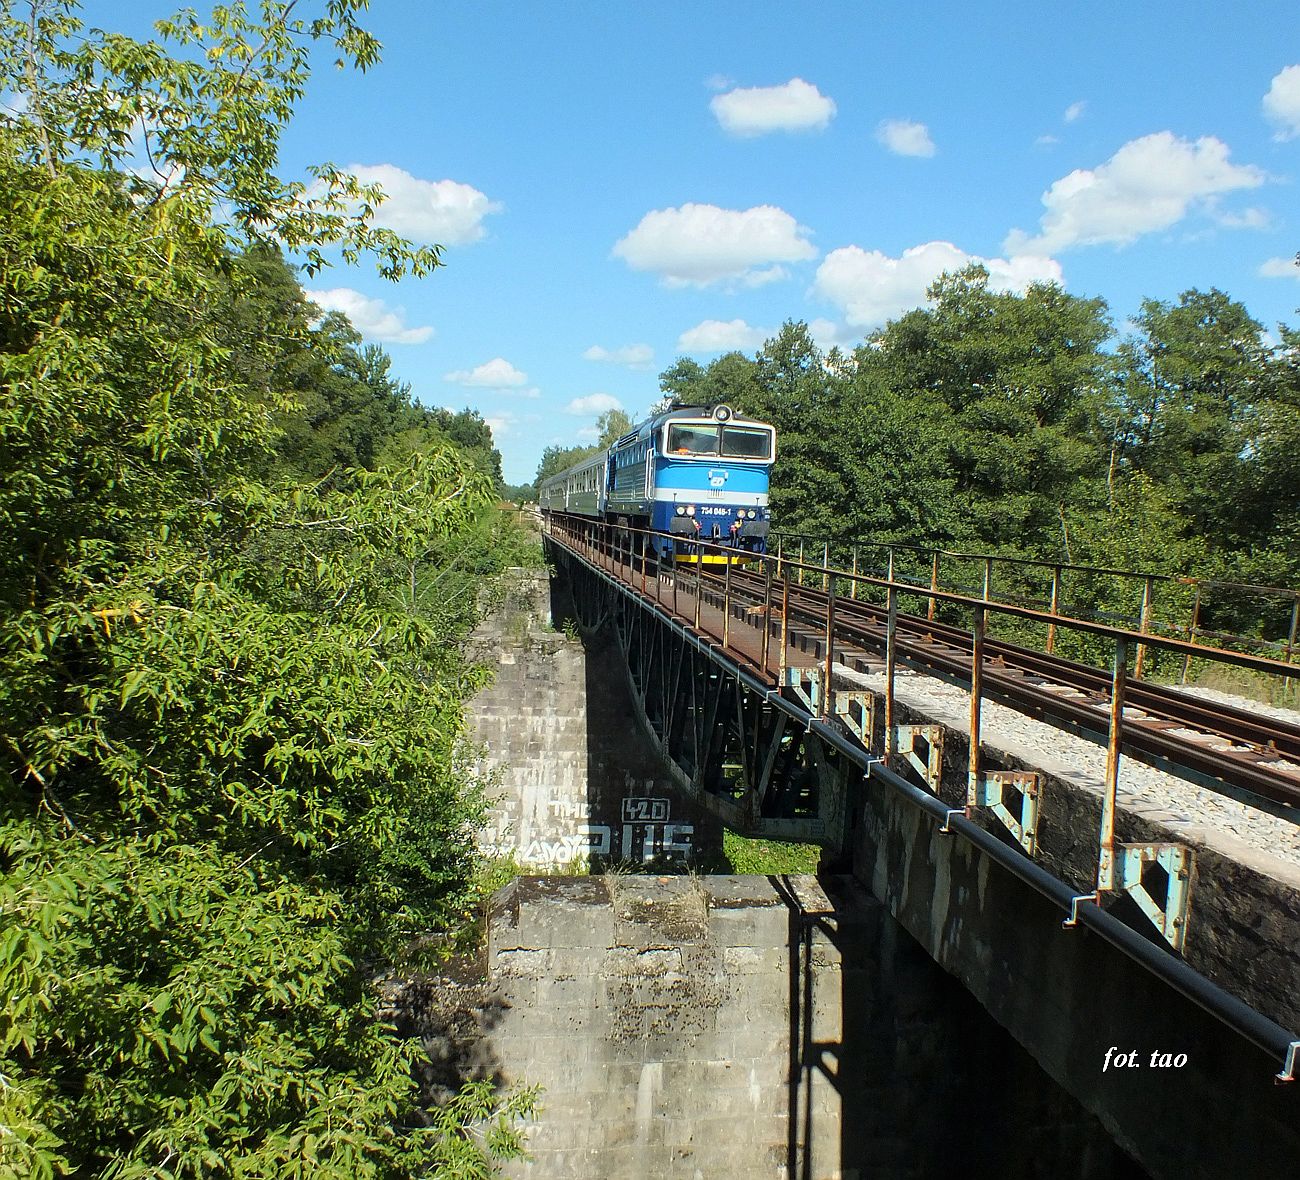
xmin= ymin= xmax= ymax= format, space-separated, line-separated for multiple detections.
xmin=580 ymin=542 xmax=819 ymax=681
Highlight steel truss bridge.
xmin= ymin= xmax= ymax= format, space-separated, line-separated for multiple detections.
xmin=542 ymin=510 xmax=1300 ymax=1088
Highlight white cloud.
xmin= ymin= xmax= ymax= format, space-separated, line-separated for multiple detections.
xmin=676 ymin=319 xmax=771 ymax=353
xmin=484 ymin=412 xmax=516 ymax=440
xmin=813 ymin=241 xmax=1063 ymax=329
xmin=583 ymin=343 xmax=655 ymax=369
xmin=711 ymin=78 xmax=836 ymax=137
xmin=565 ymin=393 xmax=624 ymax=416
xmin=343 ymin=164 xmax=502 ymax=245
xmin=705 ymin=73 xmax=735 ymax=92
xmin=443 ymin=357 xmax=530 ymax=389
xmin=876 ymin=119 xmax=935 ymax=158
xmin=1004 ymin=132 xmax=1265 ymax=255
xmin=1264 ymin=65 xmax=1300 ymax=140
xmin=1260 ymin=256 xmax=1300 ymax=279
xmin=1214 ymin=206 xmax=1271 ymax=230
xmin=612 ymin=202 xmax=816 ymax=287
xmin=808 ymin=318 xmax=858 ymax=351
xmin=1064 ymin=101 xmax=1087 ymax=123
xmin=307 ymin=287 xmax=433 ymax=345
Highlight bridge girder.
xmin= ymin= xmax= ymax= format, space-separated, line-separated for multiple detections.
xmin=551 ymin=539 xmax=847 ymax=846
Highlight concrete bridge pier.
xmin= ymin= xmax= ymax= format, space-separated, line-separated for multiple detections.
xmin=486 ymin=873 xmax=1143 ymax=1180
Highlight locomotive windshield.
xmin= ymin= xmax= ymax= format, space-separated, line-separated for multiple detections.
xmin=665 ymin=422 xmax=774 ymax=460
xmin=666 ymin=424 xmax=719 ymax=456
xmin=720 ymin=426 xmax=772 ymax=459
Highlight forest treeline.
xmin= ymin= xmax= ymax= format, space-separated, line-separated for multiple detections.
xmin=0 ymin=3 xmax=534 ymax=1177
xmin=528 ymin=269 xmax=1299 ymax=653
xmin=531 ymin=272 xmax=1299 ymax=597
xmin=656 ymin=272 xmax=1299 ymax=651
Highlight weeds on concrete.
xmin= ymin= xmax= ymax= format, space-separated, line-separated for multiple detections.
xmin=601 ymin=865 xmax=711 ymax=940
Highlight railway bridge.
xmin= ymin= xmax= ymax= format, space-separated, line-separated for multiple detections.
xmin=516 ymin=512 xmax=1300 ymax=1177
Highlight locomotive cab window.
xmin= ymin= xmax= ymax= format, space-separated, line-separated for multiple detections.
xmin=720 ymin=426 xmax=773 ymax=460
xmin=666 ymin=425 xmax=719 ymax=456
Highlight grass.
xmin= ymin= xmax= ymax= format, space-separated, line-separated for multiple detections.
xmin=1151 ymin=659 xmax=1300 ymax=712
xmin=720 ymin=829 xmax=822 ymax=875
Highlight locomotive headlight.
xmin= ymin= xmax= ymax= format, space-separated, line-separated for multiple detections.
xmin=685 ymin=505 xmax=696 ymax=516
xmin=747 ymin=509 xmax=757 ymax=519
xmin=675 ymin=505 xmax=686 ymax=516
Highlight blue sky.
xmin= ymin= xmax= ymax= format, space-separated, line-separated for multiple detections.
xmin=88 ymin=2 xmax=1300 ymax=483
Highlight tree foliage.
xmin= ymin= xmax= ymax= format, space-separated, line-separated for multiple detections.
xmin=1 ymin=4 xmax=530 ymax=1175
xmin=0 ymin=0 xmax=440 ymax=278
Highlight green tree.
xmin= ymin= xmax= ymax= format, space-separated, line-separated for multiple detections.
xmin=1192 ymin=321 xmax=1300 ymax=593
xmin=0 ymin=0 xmax=441 ymax=279
xmin=1116 ymin=289 xmax=1272 ymax=539
xmin=596 ymin=408 xmax=634 ymax=447
xmin=864 ymin=266 xmax=1115 ymax=554
xmin=426 ymin=407 xmax=504 ymax=486
xmin=534 ymin=443 xmax=599 ymax=488
xmin=0 ymin=4 xmax=532 ymax=1174
xmin=657 ymin=357 xmax=706 ymax=404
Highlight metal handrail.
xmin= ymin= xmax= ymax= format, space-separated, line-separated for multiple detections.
xmin=771 ymin=527 xmax=1300 ymax=599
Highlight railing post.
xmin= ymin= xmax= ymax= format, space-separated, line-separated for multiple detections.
xmin=798 ymin=539 xmax=805 ymax=587
xmin=1285 ymin=598 xmax=1300 ymax=692
xmin=761 ymin=558 xmax=773 ymax=674
xmin=886 ymin=581 xmax=898 ymax=759
xmin=822 ymin=540 xmax=830 ymax=592
xmin=823 ymin=575 xmax=835 ymax=718
xmin=776 ymin=534 xmax=784 ymax=577
xmin=1181 ymin=584 xmax=1202 ymax=685
xmin=723 ymin=553 xmax=732 ymax=649
xmin=779 ymin=568 xmax=791 ymax=683
xmin=851 ymin=545 xmax=859 ymax=600
xmin=982 ymin=556 xmax=993 ymax=602
xmin=968 ymin=605 xmax=985 ymax=813
xmin=694 ymin=541 xmax=703 ymax=631
xmin=1099 ymin=635 xmax=1128 ymax=891
xmin=1134 ymin=576 xmax=1153 ymax=681
xmin=927 ymin=550 xmax=939 ymax=622
xmin=1047 ymin=565 xmax=1061 ymax=654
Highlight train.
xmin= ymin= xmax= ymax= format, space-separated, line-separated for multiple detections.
xmin=538 ymin=403 xmax=776 ymax=563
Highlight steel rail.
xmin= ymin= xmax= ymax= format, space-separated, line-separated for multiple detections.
xmin=786 ymin=578 xmax=1300 ymax=759
xmin=723 ymin=565 xmax=1300 ymax=812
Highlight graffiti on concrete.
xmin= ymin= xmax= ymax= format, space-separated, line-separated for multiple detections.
xmin=482 ymin=797 xmax=694 ymax=867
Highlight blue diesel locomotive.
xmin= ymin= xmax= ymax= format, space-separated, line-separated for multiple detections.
xmin=538 ymin=403 xmax=775 ymax=562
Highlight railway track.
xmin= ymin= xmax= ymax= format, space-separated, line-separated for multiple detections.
xmin=708 ymin=563 xmax=1300 ymax=815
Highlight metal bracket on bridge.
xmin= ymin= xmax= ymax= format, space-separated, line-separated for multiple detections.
xmin=783 ymin=666 xmax=823 ymax=718
xmin=1100 ymin=843 xmax=1194 ymax=952
xmin=893 ymin=724 xmax=944 ymax=792
xmin=970 ymin=771 xmax=1042 ymax=857
xmin=833 ymin=690 xmax=875 ymax=748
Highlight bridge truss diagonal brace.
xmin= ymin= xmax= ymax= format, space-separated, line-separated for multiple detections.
xmin=969 ymin=771 xmax=1042 ymax=857
xmin=1100 ymin=842 xmax=1195 ymax=953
